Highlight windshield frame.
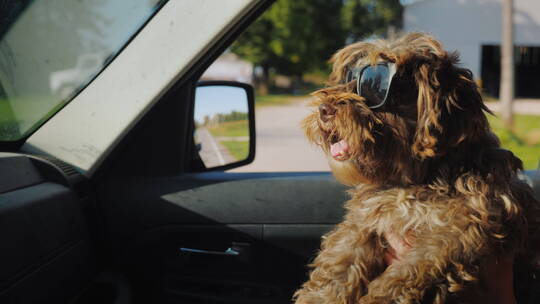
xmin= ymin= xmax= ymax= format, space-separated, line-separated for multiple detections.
xmin=0 ymin=0 xmax=168 ymax=149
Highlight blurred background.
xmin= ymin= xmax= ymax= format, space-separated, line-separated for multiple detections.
xmin=201 ymin=0 xmax=540 ymax=172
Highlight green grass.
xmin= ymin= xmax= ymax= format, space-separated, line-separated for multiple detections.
xmin=0 ymin=96 xmax=62 ymax=141
xmin=0 ymin=99 xmax=21 ymax=140
xmin=0 ymin=99 xmax=15 ymax=122
xmin=480 ymin=93 xmax=498 ymax=103
xmin=488 ymin=113 xmax=540 ymax=170
xmin=255 ymin=94 xmax=308 ymax=107
xmin=221 ymin=140 xmax=249 ymax=161
xmin=207 ymin=119 xmax=250 ymax=161
xmin=207 ymin=119 xmax=249 ymax=137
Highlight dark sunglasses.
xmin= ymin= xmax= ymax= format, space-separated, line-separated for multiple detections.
xmin=343 ymin=62 xmax=397 ymax=109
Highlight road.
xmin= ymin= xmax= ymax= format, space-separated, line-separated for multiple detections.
xmin=485 ymin=99 xmax=540 ymax=115
xmin=230 ymin=98 xmax=330 ymax=172
xmin=196 ymin=127 xmax=236 ymax=168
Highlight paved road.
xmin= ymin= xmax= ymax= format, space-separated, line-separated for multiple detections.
xmin=486 ymin=99 xmax=540 ymax=115
xmin=196 ymin=127 xmax=236 ymax=168
xmin=230 ymin=99 xmax=330 ymax=172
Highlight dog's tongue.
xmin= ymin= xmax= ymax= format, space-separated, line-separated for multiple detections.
xmin=331 ymin=139 xmax=349 ymax=159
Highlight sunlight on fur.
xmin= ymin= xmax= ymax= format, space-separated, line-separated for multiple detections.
xmin=295 ymin=32 xmax=540 ymax=304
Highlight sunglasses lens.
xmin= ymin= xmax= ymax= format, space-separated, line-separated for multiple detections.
xmin=358 ymin=65 xmax=391 ymax=107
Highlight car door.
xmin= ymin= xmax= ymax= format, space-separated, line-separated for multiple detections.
xmin=2 ymin=1 xmax=328 ymax=303
xmin=98 ymin=171 xmax=349 ymax=303
xmin=76 ymin=2 xmax=350 ymax=302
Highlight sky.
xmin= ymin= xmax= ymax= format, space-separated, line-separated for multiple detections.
xmin=194 ymin=85 xmax=249 ymax=123
xmin=400 ymin=0 xmax=422 ymax=5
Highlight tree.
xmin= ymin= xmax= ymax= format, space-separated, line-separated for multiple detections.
xmin=341 ymin=0 xmax=402 ymax=42
xmin=230 ymin=13 xmax=275 ymax=94
xmin=500 ymin=0 xmax=514 ymax=128
xmin=231 ymin=0 xmax=402 ymax=93
xmin=232 ymin=0 xmax=346 ymax=92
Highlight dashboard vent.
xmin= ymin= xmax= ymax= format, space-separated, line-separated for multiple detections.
xmin=27 ymin=154 xmax=85 ymax=190
xmin=42 ymin=157 xmax=79 ymax=177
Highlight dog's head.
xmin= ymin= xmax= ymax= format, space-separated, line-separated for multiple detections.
xmin=303 ymin=32 xmax=499 ymax=186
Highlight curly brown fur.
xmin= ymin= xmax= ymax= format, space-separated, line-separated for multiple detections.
xmin=295 ymin=32 xmax=540 ymax=304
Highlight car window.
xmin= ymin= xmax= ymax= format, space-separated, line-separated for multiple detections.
xmin=0 ymin=0 xmax=166 ymax=141
xmin=20 ymin=0 xmax=261 ymax=176
xmin=199 ymin=51 xmax=330 ymax=173
xmin=199 ymin=0 xmax=540 ymax=172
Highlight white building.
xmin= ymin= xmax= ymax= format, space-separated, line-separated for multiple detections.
xmin=404 ymin=0 xmax=540 ymax=97
xmin=200 ymin=53 xmax=253 ymax=84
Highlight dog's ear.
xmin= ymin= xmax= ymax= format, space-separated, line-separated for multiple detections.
xmin=411 ymin=50 xmax=491 ymax=159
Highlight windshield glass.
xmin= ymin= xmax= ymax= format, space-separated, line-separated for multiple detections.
xmin=0 ymin=0 xmax=166 ymax=141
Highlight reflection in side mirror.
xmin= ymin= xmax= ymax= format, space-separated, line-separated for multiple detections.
xmin=193 ymin=81 xmax=255 ymax=170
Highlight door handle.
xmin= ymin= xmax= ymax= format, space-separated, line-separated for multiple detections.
xmin=179 ymin=247 xmax=240 ymax=256
xmin=179 ymin=242 xmax=251 ymax=261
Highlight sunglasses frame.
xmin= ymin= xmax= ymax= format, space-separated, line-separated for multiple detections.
xmin=345 ymin=62 xmax=397 ymax=109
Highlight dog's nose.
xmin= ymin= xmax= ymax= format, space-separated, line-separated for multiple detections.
xmin=319 ymin=104 xmax=336 ymax=122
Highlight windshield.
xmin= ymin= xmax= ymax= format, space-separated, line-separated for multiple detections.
xmin=0 ymin=0 xmax=166 ymax=141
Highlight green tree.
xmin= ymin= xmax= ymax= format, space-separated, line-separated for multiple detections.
xmin=232 ymin=0 xmax=402 ymax=93
xmin=232 ymin=0 xmax=345 ymax=92
xmin=342 ymin=0 xmax=403 ymax=42
xmin=231 ymin=12 xmax=275 ymax=94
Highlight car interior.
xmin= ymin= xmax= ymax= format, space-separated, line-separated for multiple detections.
xmin=1 ymin=1 xmax=540 ymax=304
xmin=0 ymin=1 xmax=349 ymax=303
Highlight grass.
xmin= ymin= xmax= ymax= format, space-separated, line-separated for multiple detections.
xmin=255 ymin=94 xmax=308 ymax=107
xmin=221 ymin=140 xmax=249 ymax=161
xmin=488 ymin=113 xmax=540 ymax=170
xmin=0 ymin=99 xmax=21 ymax=140
xmin=0 ymin=96 xmax=63 ymax=141
xmin=207 ymin=119 xmax=249 ymax=161
xmin=480 ymin=93 xmax=498 ymax=103
xmin=207 ymin=120 xmax=249 ymax=137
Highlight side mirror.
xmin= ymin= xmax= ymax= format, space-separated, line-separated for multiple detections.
xmin=192 ymin=81 xmax=255 ymax=171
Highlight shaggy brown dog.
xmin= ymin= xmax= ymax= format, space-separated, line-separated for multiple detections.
xmin=295 ymin=32 xmax=540 ymax=304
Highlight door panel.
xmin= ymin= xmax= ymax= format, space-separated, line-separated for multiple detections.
xmin=97 ymin=166 xmax=540 ymax=304
xmin=98 ymin=172 xmax=347 ymax=303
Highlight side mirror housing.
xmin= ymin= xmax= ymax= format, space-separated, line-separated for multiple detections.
xmin=191 ymin=81 xmax=255 ymax=171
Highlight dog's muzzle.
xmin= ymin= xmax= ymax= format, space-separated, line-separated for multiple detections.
xmin=319 ymin=103 xmax=336 ymax=122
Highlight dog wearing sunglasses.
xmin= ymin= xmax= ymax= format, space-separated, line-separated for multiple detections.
xmin=294 ymin=32 xmax=540 ymax=303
